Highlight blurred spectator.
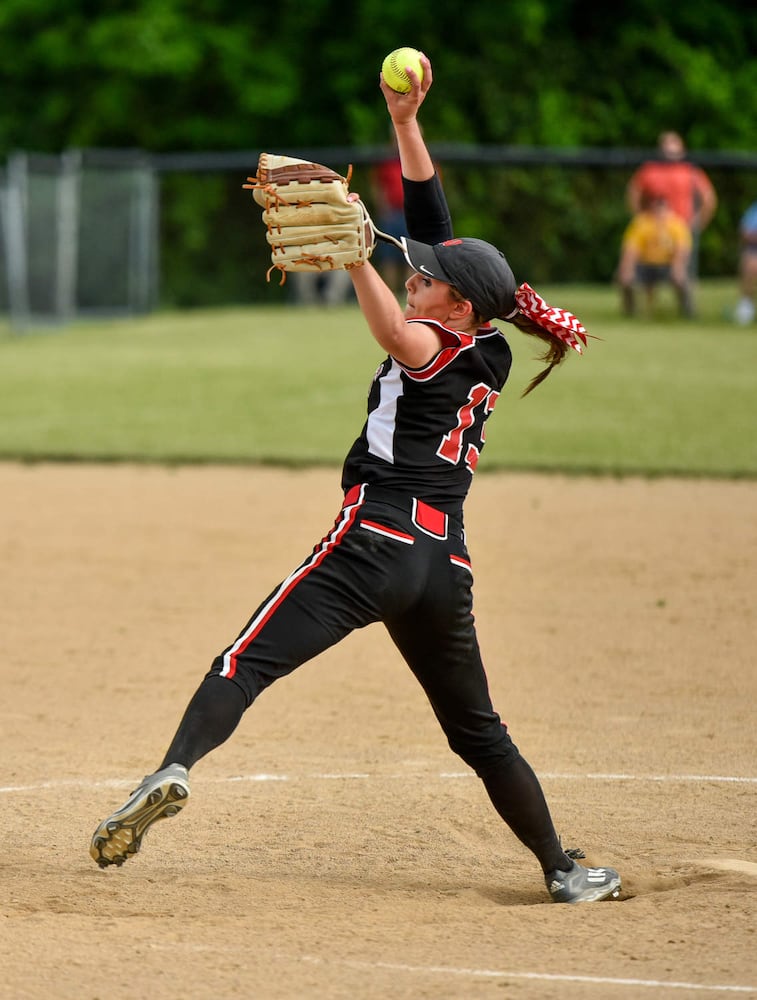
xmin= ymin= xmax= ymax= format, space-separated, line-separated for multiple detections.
xmin=292 ymin=270 xmax=353 ymax=307
xmin=734 ymin=200 xmax=757 ymax=325
xmin=369 ymin=137 xmax=410 ymax=295
xmin=617 ymin=193 xmax=693 ymax=317
xmin=626 ymin=131 xmax=717 ymax=288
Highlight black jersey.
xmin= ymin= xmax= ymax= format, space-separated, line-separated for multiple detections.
xmin=341 ymin=318 xmax=512 ymax=514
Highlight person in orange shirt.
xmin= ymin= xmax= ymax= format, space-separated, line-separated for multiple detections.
xmin=626 ymin=131 xmax=717 ymax=288
xmin=617 ymin=194 xmax=693 ymax=317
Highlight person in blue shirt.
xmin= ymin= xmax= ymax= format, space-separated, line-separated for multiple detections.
xmin=734 ymin=201 xmax=757 ymax=325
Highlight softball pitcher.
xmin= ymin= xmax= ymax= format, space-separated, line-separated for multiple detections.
xmin=91 ymin=55 xmax=621 ymax=905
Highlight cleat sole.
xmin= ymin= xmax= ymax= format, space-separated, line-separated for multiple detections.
xmin=89 ymin=765 xmax=190 ymax=868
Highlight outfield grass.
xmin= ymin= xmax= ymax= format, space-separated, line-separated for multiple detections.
xmin=0 ymin=280 xmax=755 ymax=476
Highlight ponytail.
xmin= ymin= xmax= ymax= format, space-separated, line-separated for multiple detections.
xmin=503 ymin=283 xmax=588 ymax=396
xmin=506 ymin=313 xmax=570 ymax=396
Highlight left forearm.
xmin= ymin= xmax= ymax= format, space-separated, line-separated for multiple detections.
xmin=349 ymin=263 xmax=440 ymax=367
xmin=350 ymin=263 xmax=408 ymax=352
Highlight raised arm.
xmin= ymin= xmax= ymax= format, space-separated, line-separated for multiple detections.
xmin=350 ymin=53 xmax=464 ymax=368
xmin=380 ymin=54 xmax=453 ymax=244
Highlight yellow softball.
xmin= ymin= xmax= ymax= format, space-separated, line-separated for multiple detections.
xmin=381 ymin=47 xmax=424 ymax=94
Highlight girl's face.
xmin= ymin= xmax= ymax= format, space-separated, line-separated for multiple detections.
xmin=404 ymin=271 xmax=460 ymax=323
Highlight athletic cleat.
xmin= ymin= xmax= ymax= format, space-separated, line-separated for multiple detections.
xmin=546 ymin=861 xmax=621 ymax=904
xmin=89 ymin=763 xmax=190 ymax=868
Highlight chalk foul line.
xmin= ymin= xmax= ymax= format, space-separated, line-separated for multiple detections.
xmin=298 ymin=955 xmax=756 ymax=994
xmin=1 ymin=769 xmax=756 ymax=794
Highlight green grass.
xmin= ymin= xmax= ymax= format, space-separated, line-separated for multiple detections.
xmin=0 ymin=280 xmax=755 ymax=476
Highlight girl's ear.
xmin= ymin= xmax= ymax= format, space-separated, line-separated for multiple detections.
xmin=448 ymin=296 xmax=475 ymax=323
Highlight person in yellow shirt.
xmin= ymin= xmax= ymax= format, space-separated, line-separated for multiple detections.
xmin=617 ymin=194 xmax=693 ymax=317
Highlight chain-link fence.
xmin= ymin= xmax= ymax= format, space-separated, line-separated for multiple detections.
xmin=0 ymin=149 xmax=158 ymax=330
xmin=2 ymin=145 xmax=756 ymax=328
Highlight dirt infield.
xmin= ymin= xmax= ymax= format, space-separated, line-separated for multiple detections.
xmin=1 ymin=462 xmax=755 ymax=999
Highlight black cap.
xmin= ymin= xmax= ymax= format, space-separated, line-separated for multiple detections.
xmin=401 ymin=237 xmax=517 ymax=321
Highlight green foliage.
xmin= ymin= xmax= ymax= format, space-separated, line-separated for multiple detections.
xmin=1 ymin=283 xmax=755 ymax=477
xmin=1 ymin=1 xmax=757 ymax=153
xmin=1 ymin=2 xmax=756 ymax=298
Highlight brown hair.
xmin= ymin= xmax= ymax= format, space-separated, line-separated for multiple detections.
xmin=508 ymin=313 xmax=570 ymax=396
xmin=449 ymin=285 xmax=569 ymax=396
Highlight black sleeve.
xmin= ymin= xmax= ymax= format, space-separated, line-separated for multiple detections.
xmin=402 ymin=172 xmax=453 ymax=244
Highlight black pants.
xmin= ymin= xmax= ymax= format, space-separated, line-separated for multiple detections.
xmin=210 ymin=484 xmax=517 ymax=776
xmin=165 ymin=485 xmax=570 ymax=875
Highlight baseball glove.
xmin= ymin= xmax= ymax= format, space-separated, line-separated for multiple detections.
xmin=244 ymin=153 xmax=377 ymax=282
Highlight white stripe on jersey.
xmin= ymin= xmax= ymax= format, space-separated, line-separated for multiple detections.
xmin=366 ymin=360 xmax=403 ymax=464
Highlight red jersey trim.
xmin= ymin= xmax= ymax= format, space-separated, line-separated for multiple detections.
xmin=398 ymin=318 xmax=476 ymax=383
xmin=220 ymin=485 xmax=366 ymax=679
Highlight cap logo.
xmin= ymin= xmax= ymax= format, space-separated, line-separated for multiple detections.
xmin=419 ymin=265 xmax=434 ymax=275
xmin=442 ymin=239 xmax=463 ymax=246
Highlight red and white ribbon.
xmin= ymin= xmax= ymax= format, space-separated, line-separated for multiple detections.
xmin=511 ymin=282 xmax=588 ymax=354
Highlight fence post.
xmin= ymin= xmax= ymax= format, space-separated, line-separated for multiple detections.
xmin=129 ymin=160 xmax=158 ymax=312
xmin=4 ymin=152 xmax=30 ymax=330
xmin=55 ymin=149 xmax=81 ymax=323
